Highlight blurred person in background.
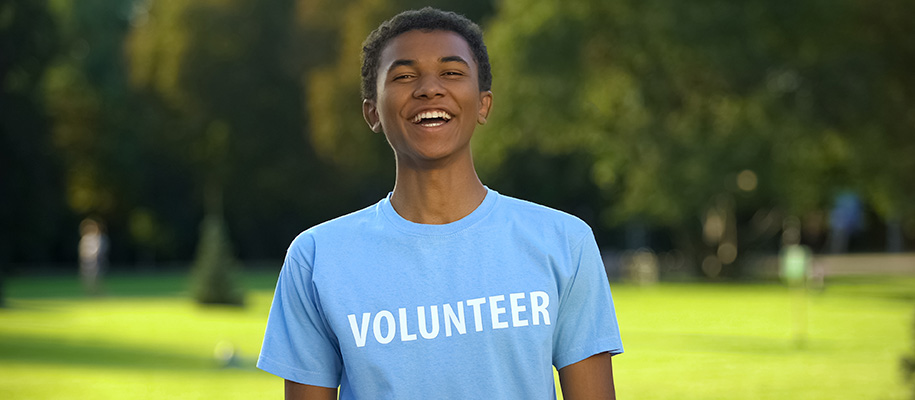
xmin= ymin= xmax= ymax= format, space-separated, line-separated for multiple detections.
xmin=258 ymin=8 xmax=623 ymax=399
xmin=828 ymin=191 xmax=863 ymax=254
xmin=78 ymin=217 xmax=108 ymax=296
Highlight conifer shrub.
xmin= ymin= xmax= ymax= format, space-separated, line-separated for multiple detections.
xmin=190 ymin=213 xmax=244 ymax=306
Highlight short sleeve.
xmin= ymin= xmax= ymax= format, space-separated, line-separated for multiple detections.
xmin=257 ymin=240 xmax=342 ymax=388
xmin=552 ymin=231 xmax=624 ymax=369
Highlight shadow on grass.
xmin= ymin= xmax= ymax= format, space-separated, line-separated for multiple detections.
xmin=5 ymin=274 xmax=189 ymax=299
xmin=0 ymin=332 xmax=254 ymax=371
xmin=6 ymin=269 xmax=280 ymax=300
xmin=820 ymin=276 xmax=915 ymax=302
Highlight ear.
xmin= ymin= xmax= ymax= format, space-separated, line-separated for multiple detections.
xmin=477 ymin=91 xmax=493 ymax=125
xmin=362 ymin=99 xmax=383 ymax=133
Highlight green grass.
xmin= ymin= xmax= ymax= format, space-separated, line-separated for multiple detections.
xmin=2 ymin=271 xmax=913 ymax=399
xmin=612 ymin=279 xmax=915 ymax=400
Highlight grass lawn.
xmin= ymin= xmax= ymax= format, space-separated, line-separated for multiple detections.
xmin=1 ymin=270 xmax=913 ymax=399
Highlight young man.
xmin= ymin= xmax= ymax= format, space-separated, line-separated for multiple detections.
xmin=258 ymin=8 xmax=623 ymax=399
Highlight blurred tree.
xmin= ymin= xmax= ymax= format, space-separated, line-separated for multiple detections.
xmin=191 ymin=211 xmax=244 ymax=305
xmin=7 ymin=0 xmax=911 ymax=281
xmin=125 ymin=0 xmax=355 ymax=262
xmin=480 ymin=0 xmax=915 ymax=276
xmin=40 ymin=0 xmax=200 ymax=265
xmin=0 ymin=0 xmax=66 ymax=303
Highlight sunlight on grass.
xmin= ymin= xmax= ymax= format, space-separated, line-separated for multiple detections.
xmin=611 ymin=281 xmax=914 ymax=400
xmin=2 ymin=272 xmax=913 ymax=399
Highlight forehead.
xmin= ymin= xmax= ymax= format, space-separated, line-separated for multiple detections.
xmin=378 ymin=29 xmax=476 ymax=70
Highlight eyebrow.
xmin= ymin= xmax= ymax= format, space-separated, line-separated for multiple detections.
xmin=440 ymin=56 xmax=469 ymax=66
xmin=389 ymin=59 xmax=415 ymax=70
xmin=386 ymin=56 xmax=470 ymax=74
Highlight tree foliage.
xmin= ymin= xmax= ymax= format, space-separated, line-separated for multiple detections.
xmin=1 ymin=0 xmax=66 ymax=267
xmin=125 ymin=0 xmax=316 ymax=259
xmin=3 ymin=0 xmax=912 ymax=279
xmin=0 ymin=0 xmax=64 ymax=305
xmin=41 ymin=0 xmax=181 ymax=263
xmin=479 ymin=0 xmax=915 ymax=273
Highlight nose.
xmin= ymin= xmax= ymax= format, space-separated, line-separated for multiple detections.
xmin=413 ymin=74 xmax=445 ymax=99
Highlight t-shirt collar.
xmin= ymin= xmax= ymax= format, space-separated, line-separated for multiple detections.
xmin=379 ymin=186 xmax=499 ymax=236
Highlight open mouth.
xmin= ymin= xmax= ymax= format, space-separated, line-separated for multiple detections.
xmin=411 ymin=110 xmax=452 ymax=127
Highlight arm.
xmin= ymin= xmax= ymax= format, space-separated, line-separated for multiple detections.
xmin=558 ymin=352 xmax=616 ymax=400
xmin=285 ymin=380 xmax=337 ymax=400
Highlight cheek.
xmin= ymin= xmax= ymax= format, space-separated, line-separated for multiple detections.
xmin=377 ymin=91 xmax=406 ymax=119
xmin=373 ymin=98 xmax=394 ymax=123
xmin=380 ymin=104 xmax=400 ymax=126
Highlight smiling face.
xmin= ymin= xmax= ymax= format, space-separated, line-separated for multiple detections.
xmin=363 ymin=29 xmax=493 ymax=169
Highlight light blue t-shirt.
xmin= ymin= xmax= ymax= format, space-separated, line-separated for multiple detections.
xmin=257 ymin=188 xmax=623 ymax=399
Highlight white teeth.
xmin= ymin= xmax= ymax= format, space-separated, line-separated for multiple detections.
xmin=411 ymin=110 xmax=452 ymax=123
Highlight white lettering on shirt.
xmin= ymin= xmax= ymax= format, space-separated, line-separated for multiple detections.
xmin=347 ymin=291 xmax=551 ymax=347
xmin=466 ymin=297 xmax=486 ymax=332
xmin=418 ymin=305 xmax=439 ymax=339
xmin=444 ymin=302 xmax=465 ymax=337
xmin=489 ymin=295 xmax=508 ymax=329
xmin=509 ymin=292 xmax=529 ymax=327
xmin=531 ymin=291 xmax=551 ymax=325
xmin=373 ymin=310 xmax=395 ymax=344
xmin=398 ymin=308 xmax=417 ymax=341
xmin=348 ymin=313 xmax=371 ymax=347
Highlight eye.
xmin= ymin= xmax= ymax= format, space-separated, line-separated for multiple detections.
xmin=443 ymin=71 xmax=464 ymax=77
xmin=393 ymin=73 xmax=414 ymax=81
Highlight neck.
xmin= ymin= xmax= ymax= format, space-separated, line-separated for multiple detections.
xmin=390 ymin=156 xmax=486 ymax=225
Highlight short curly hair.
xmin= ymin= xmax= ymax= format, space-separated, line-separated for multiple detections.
xmin=361 ymin=7 xmax=492 ymax=101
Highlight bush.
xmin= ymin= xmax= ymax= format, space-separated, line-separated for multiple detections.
xmin=190 ymin=213 xmax=244 ymax=306
xmin=904 ymin=310 xmax=915 ymax=400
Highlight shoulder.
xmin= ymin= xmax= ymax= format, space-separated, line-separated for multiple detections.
xmin=285 ymin=202 xmax=383 ymax=265
xmin=496 ymin=193 xmax=593 ymax=232
xmin=492 ymin=192 xmax=594 ymax=243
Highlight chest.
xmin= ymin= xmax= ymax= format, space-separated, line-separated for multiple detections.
xmin=310 ymin=235 xmax=565 ymax=355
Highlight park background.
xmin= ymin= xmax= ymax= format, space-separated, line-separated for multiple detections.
xmin=2 ymin=0 xmax=914 ymax=398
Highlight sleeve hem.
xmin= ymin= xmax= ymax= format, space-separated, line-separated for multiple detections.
xmin=553 ymin=337 xmax=624 ymax=370
xmin=256 ymin=355 xmax=340 ymax=388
